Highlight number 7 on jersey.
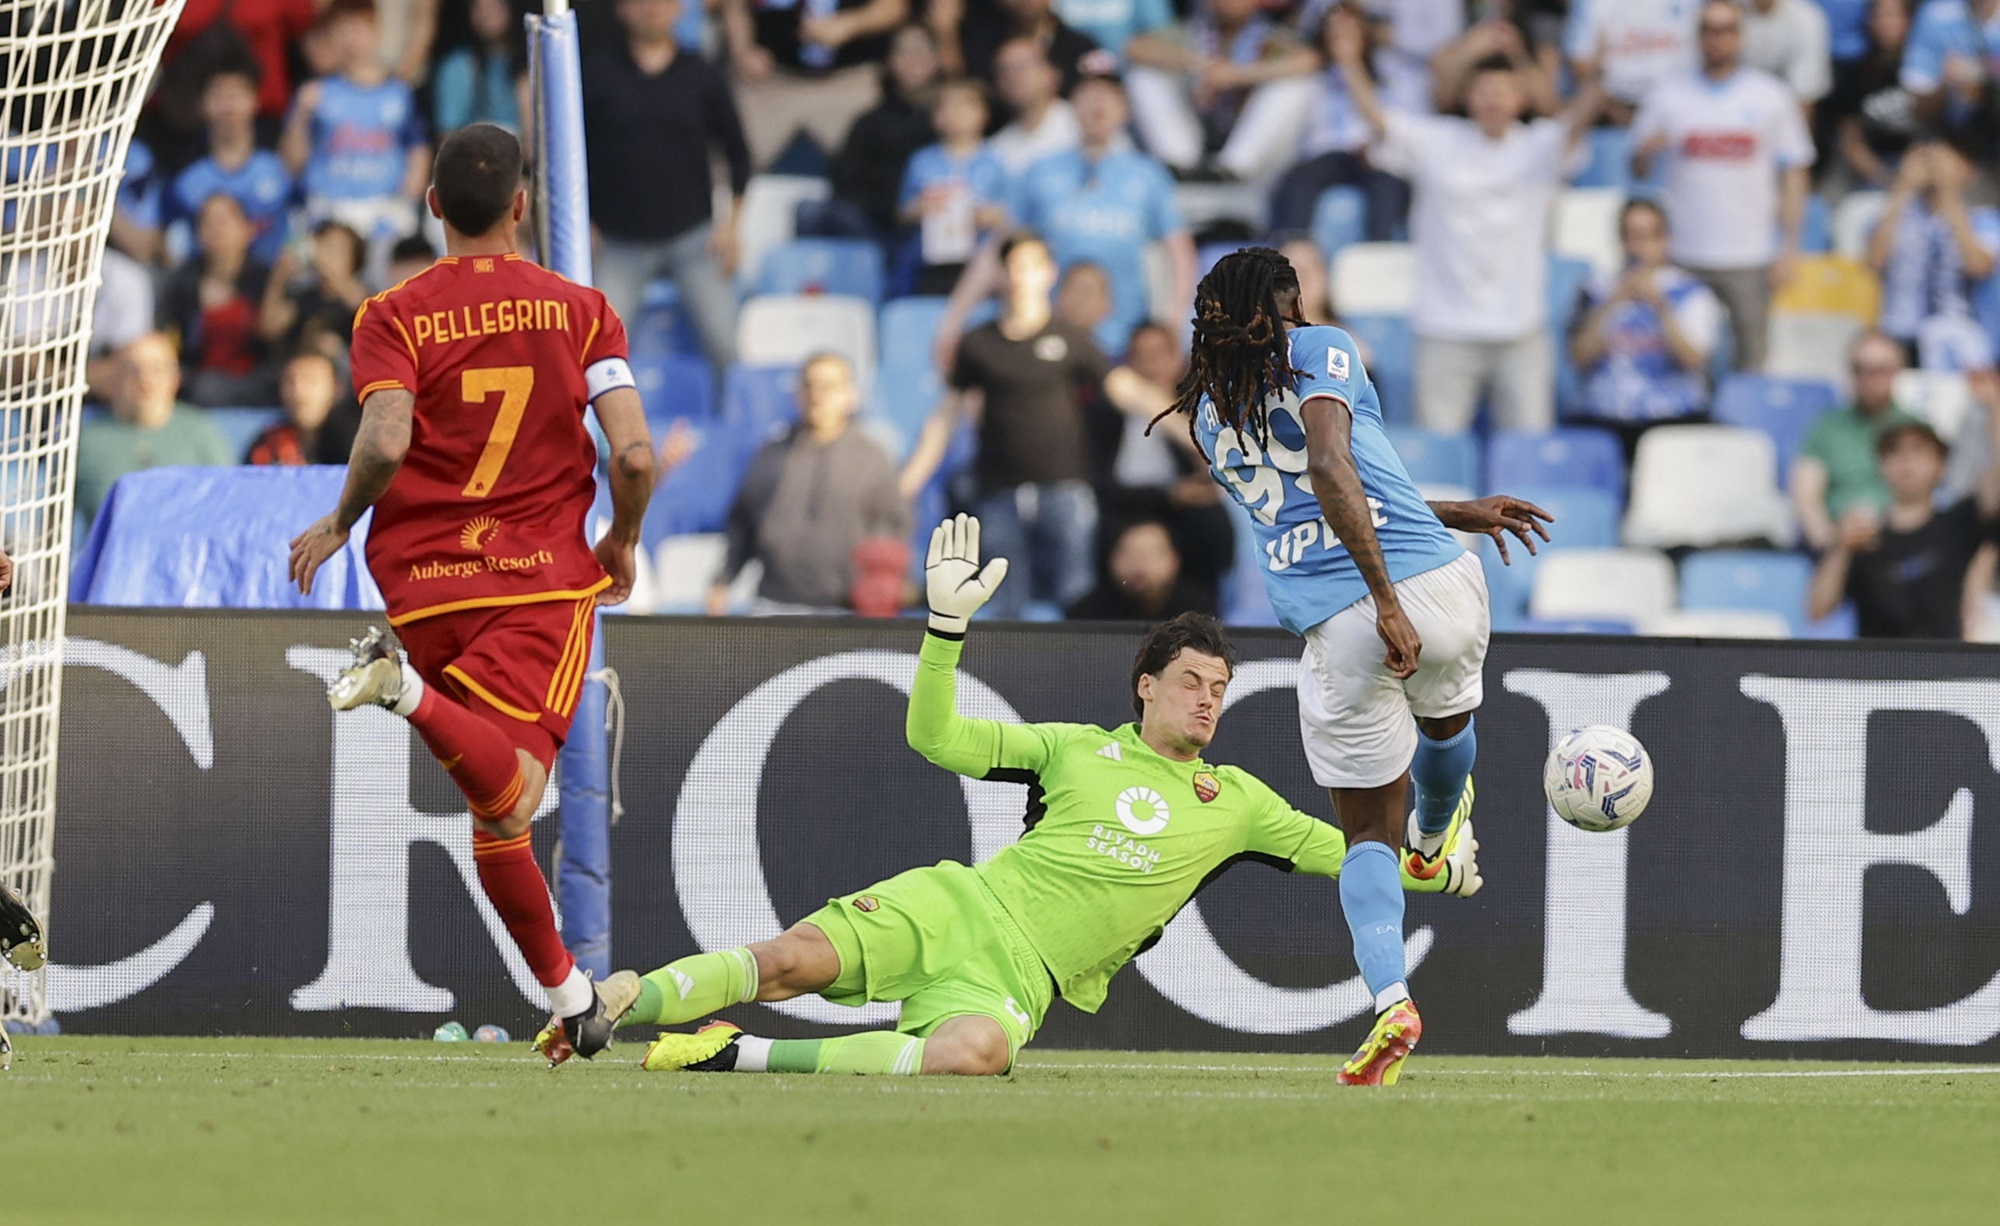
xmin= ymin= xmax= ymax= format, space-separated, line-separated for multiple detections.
xmin=460 ymin=365 xmax=534 ymax=497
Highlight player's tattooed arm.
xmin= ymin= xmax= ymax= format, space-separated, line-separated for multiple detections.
xmin=1301 ymin=395 xmax=1423 ymax=678
xmin=289 ymin=390 xmax=411 ymax=597
xmin=335 ymin=390 xmax=416 ymax=530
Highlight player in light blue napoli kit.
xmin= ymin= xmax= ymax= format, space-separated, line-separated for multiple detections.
xmin=1169 ymin=247 xmax=1551 ymax=1084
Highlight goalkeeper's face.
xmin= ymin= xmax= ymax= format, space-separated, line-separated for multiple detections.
xmin=1138 ymin=649 xmax=1231 ymax=754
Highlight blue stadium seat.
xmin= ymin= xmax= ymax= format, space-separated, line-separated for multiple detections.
xmin=1385 ymin=426 xmax=1479 ymax=490
xmin=879 ymin=296 xmax=950 ymax=376
xmin=1508 ymin=485 xmax=1621 ymax=548
xmin=755 ymin=238 xmax=886 ymax=304
xmin=1800 ymin=193 xmax=1832 ymax=254
xmin=1679 ymin=549 xmax=1814 ymax=636
xmin=1198 ymin=241 xmax=1241 ymax=278
xmin=1343 ymin=313 xmax=1413 ymax=424
xmin=1710 ymin=373 xmax=1840 ymax=485
xmin=1476 ymin=485 xmax=1620 ymax=631
xmin=1818 ymin=0 xmax=1869 ymax=59
xmin=721 ymin=363 xmax=799 ymax=436
xmin=1311 ymin=185 xmax=1367 ymax=257
xmin=1485 ymin=427 xmax=1626 ymax=500
xmin=633 ymin=354 xmax=714 ymax=422
xmin=1570 ymin=126 xmax=1632 ymax=191
xmin=1221 ymin=500 xmax=1279 ymax=627
xmin=1548 ymin=255 xmax=1594 ymax=333
xmin=206 ymin=407 xmax=284 ymax=462
xmin=631 ymin=279 xmax=706 ymax=359
xmin=1512 ymin=617 xmax=1636 ymax=635
xmin=640 ymin=422 xmax=754 ymax=546
xmin=878 ymin=367 xmax=945 ymax=441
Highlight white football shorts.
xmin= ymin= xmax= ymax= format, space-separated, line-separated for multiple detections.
xmin=1297 ymin=550 xmax=1490 ymax=789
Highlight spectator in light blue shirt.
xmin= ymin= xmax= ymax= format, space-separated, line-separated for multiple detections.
xmin=1899 ymin=0 xmax=2000 ymax=140
xmin=900 ymin=78 xmax=1010 ymax=294
xmin=171 ymin=65 xmax=295 ymax=266
xmin=280 ymin=1 xmax=430 ymax=277
xmin=108 ymin=138 xmax=162 ymax=263
xmin=1056 ymin=0 xmax=1174 ymax=62
xmin=432 ymin=0 xmax=526 ymax=135
xmin=1012 ymin=71 xmax=1194 ymax=355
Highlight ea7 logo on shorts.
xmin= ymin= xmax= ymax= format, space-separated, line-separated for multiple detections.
xmin=1115 ymin=786 xmax=1171 ymax=836
xmin=1328 ymin=346 xmax=1350 ymax=382
xmin=852 ymin=896 xmax=879 ymax=913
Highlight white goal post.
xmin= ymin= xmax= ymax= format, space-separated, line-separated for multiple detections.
xmin=1 ymin=0 xmax=187 ymax=1024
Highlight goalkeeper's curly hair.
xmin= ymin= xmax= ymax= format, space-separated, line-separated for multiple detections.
xmin=1155 ymin=246 xmax=1308 ymax=461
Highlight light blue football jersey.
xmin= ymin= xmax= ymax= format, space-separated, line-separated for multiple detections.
xmin=1195 ymin=324 xmax=1463 ymax=635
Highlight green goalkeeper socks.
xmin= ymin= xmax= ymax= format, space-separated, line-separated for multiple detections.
xmin=744 ymin=1032 xmax=925 ymax=1075
xmin=622 ymin=947 xmax=759 ymax=1028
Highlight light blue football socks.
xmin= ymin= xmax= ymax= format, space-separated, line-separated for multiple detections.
xmin=1340 ymin=841 xmax=1409 ymax=1011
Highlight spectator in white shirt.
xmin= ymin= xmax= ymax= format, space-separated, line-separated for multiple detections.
xmin=1633 ymin=0 xmax=1814 ymax=373
xmin=1124 ymin=0 xmax=1319 ymax=182
xmin=1739 ymin=0 xmax=1834 ymax=105
xmin=987 ymin=36 xmax=1083 ymax=175
xmin=1564 ymin=0 xmax=1700 ymax=124
xmin=1336 ymin=10 xmax=1598 ymax=433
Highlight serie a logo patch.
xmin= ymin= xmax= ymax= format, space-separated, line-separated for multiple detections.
xmin=1193 ymin=772 xmax=1221 ymax=803
xmin=1327 ymin=347 xmax=1350 ymax=381
xmin=852 ymin=896 xmax=880 ymax=913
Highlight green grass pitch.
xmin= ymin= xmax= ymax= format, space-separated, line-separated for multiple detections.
xmin=8 ymin=1037 xmax=1997 ymax=1224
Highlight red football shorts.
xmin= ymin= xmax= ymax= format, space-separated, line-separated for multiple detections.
xmin=395 ymin=595 xmax=598 ymax=768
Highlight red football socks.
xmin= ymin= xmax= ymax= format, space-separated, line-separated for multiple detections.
xmin=407 ymin=686 xmax=575 ymax=991
xmin=408 ymin=686 xmax=526 ymax=819
xmin=470 ymin=829 xmax=575 ymax=989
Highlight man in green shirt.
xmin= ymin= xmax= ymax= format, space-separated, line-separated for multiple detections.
xmin=1792 ymin=331 xmax=1920 ymax=554
xmin=74 ymin=332 xmax=236 ymax=532
xmin=606 ymin=515 xmax=1479 ymax=1077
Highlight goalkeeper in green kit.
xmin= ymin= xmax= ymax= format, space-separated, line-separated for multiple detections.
xmin=608 ymin=515 xmax=1482 ymax=1077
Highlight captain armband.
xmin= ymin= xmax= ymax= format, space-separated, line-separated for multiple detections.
xmin=585 ymin=356 xmax=637 ymax=402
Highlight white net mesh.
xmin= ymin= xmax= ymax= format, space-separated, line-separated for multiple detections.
xmin=1 ymin=0 xmax=185 ymax=1023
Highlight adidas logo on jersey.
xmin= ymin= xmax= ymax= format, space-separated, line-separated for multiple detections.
xmin=1098 ymin=743 xmax=1122 ymax=761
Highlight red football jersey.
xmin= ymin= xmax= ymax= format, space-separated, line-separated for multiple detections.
xmin=350 ymin=253 xmax=629 ymax=625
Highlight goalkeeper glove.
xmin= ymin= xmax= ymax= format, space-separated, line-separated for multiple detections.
xmin=925 ymin=513 xmax=1009 ymax=634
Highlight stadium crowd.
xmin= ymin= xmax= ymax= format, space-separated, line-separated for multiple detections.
xmin=78 ymin=0 xmax=2000 ymax=641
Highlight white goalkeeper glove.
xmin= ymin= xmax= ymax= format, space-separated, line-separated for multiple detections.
xmin=925 ymin=513 xmax=1009 ymax=634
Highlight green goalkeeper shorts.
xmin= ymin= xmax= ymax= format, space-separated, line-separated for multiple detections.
xmin=801 ymin=860 xmax=1055 ymax=1061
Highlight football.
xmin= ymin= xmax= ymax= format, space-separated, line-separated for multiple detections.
xmin=1544 ymin=726 xmax=1655 ymax=832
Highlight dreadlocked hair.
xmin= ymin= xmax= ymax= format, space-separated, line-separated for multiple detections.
xmin=1154 ymin=246 xmax=1306 ymax=460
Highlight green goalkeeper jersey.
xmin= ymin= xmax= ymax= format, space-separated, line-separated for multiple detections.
xmin=905 ymin=632 xmax=1346 ymax=1013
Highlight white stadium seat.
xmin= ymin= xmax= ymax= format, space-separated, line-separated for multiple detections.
xmin=736 ymin=175 xmax=829 ymax=289
xmin=1641 ymin=609 xmax=1791 ymax=639
xmin=1552 ymin=187 xmax=1626 ymax=281
xmin=1529 ymin=548 xmax=1677 ymax=625
xmin=736 ymin=294 xmax=877 ymax=390
xmin=1330 ymin=241 xmax=1416 ymax=315
xmin=1767 ymin=311 xmax=1864 ymax=389
xmin=1831 ymin=190 xmax=1886 ymax=262
xmin=1623 ymin=425 xmax=1793 ymax=549
xmin=1893 ymin=369 xmax=1974 ymax=442
xmin=653 ymin=535 xmax=763 ymax=613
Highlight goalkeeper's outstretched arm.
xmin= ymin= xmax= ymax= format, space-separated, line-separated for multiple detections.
xmin=905 ymin=515 xmax=1057 ymax=779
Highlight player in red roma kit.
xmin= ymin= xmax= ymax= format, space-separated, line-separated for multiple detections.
xmin=288 ymin=124 xmax=656 ymax=1064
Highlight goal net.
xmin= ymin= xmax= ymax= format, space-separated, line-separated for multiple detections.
xmin=1 ymin=0 xmax=186 ymax=1024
